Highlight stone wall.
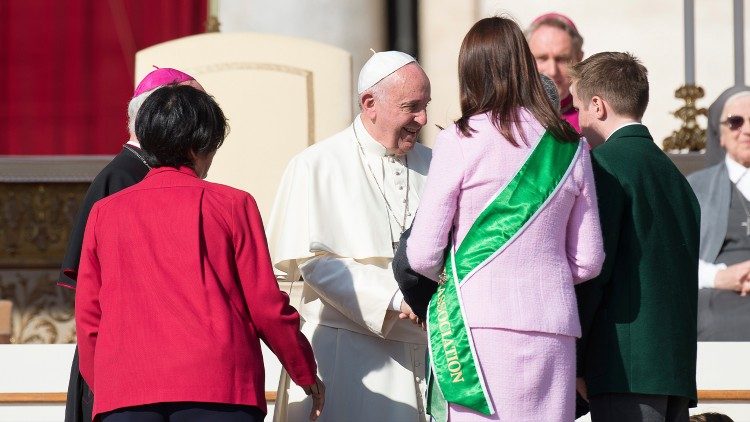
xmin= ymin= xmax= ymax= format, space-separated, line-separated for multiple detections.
xmin=0 ymin=156 xmax=108 ymax=344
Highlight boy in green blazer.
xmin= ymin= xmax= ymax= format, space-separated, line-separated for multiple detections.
xmin=571 ymin=52 xmax=700 ymax=422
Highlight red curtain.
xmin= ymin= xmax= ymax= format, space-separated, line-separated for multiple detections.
xmin=0 ymin=0 xmax=208 ymax=155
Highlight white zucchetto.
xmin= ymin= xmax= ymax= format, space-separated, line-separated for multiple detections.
xmin=357 ymin=51 xmax=416 ymax=94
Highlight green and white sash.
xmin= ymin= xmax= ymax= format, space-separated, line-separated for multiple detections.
xmin=426 ymin=131 xmax=581 ymax=420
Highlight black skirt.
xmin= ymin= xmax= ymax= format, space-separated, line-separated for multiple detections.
xmin=698 ymin=288 xmax=750 ymax=341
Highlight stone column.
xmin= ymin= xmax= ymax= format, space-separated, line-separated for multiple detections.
xmin=418 ymin=1 xmax=479 ymax=147
xmin=219 ymin=0 xmax=387 ymax=113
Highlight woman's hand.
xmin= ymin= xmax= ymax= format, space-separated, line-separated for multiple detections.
xmin=576 ymin=377 xmax=588 ymax=402
xmin=302 ymin=376 xmax=325 ymax=421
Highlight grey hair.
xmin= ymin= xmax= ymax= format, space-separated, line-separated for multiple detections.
xmin=127 ymin=89 xmax=157 ymax=134
xmin=540 ymin=74 xmax=560 ymax=111
xmin=525 ymin=17 xmax=584 ymax=55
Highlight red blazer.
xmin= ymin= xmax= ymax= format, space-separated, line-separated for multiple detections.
xmin=75 ymin=166 xmax=316 ymax=419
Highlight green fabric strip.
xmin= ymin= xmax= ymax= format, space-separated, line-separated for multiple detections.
xmin=426 ymin=358 xmax=447 ymax=422
xmin=454 ymin=131 xmax=580 ymax=284
xmin=427 ymin=132 xmax=580 ymax=419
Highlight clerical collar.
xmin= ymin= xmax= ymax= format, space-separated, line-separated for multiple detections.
xmin=354 ymin=114 xmax=391 ymax=157
xmin=123 ymin=143 xmax=149 ymax=169
xmin=726 ymin=154 xmax=750 ymax=184
xmin=126 ymin=139 xmax=142 ymax=148
xmin=560 ymin=93 xmax=575 ymax=114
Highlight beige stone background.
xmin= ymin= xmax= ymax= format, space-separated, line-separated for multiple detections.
xmin=419 ymin=0 xmax=744 ymax=149
xmin=136 ymin=32 xmax=353 ymax=221
xmin=219 ymin=0 xmax=744 ymax=150
xmin=2 ymin=2 xmax=750 ymax=420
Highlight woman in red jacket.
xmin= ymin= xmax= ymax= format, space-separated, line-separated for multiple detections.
xmin=75 ymin=84 xmax=324 ymax=421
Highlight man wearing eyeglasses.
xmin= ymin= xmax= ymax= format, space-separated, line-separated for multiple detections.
xmin=688 ymin=86 xmax=750 ymax=341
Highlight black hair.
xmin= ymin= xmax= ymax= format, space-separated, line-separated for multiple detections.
xmin=136 ymin=84 xmax=228 ymax=168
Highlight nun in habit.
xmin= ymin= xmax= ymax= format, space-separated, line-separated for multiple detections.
xmin=687 ymin=85 xmax=750 ymax=341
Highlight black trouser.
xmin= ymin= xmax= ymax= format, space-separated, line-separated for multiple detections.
xmin=100 ymin=402 xmax=265 ymax=422
xmin=589 ymin=393 xmax=690 ymax=422
xmin=64 ymin=347 xmax=93 ymax=422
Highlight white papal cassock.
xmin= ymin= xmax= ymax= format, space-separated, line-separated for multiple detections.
xmin=268 ymin=114 xmax=432 ymax=421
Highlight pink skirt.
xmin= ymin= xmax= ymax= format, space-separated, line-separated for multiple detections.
xmin=447 ymin=327 xmax=575 ymax=422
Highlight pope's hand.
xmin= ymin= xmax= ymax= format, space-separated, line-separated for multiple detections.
xmin=399 ymin=300 xmax=426 ymax=330
xmin=576 ymin=377 xmax=588 ymax=402
xmin=302 ymin=376 xmax=325 ymax=421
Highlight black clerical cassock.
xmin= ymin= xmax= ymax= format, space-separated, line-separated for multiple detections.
xmin=58 ymin=144 xmax=149 ymax=422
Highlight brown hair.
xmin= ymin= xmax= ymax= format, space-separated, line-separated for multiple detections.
xmin=690 ymin=413 xmax=735 ymax=422
xmin=569 ymin=51 xmax=649 ymax=120
xmin=456 ymin=16 xmax=579 ymax=145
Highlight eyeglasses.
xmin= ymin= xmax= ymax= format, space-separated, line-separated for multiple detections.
xmin=721 ymin=115 xmax=750 ymax=131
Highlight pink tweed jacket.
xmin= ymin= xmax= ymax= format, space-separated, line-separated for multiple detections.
xmin=407 ymin=111 xmax=604 ymax=337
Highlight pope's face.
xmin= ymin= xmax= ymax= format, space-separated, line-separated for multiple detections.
xmin=528 ymin=25 xmax=582 ymax=100
xmin=721 ymin=95 xmax=750 ymax=167
xmin=371 ymin=64 xmax=431 ymax=155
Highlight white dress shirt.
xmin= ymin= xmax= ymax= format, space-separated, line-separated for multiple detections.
xmin=698 ymin=155 xmax=750 ymax=288
xmin=604 ymin=121 xmax=642 ymax=142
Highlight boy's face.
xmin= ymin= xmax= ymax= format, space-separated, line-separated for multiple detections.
xmin=571 ymin=82 xmax=604 ymax=147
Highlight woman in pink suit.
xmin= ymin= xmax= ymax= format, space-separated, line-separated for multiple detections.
xmin=75 ymin=85 xmax=324 ymax=422
xmin=406 ymin=17 xmax=604 ymax=421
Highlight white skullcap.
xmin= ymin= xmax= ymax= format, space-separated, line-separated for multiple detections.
xmin=357 ymin=50 xmax=416 ymax=94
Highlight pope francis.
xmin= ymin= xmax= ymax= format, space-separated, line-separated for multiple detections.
xmin=269 ymin=51 xmax=432 ymax=421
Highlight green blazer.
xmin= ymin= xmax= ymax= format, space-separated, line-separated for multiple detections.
xmin=576 ymin=124 xmax=700 ymax=403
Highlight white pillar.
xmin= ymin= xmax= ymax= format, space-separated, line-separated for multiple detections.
xmin=684 ymin=0 xmax=695 ymax=84
xmin=734 ymin=0 xmax=745 ymax=86
xmin=219 ymin=0 xmax=387 ymax=112
xmin=418 ymin=1 xmax=478 ymax=147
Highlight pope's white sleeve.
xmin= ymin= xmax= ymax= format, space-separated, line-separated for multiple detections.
xmin=299 ymin=253 xmax=401 ymax=337
xmin=390 ymin=290 xmax=404 ymax=311
xmin=698 ymin=259 xmax=725 ymax=289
